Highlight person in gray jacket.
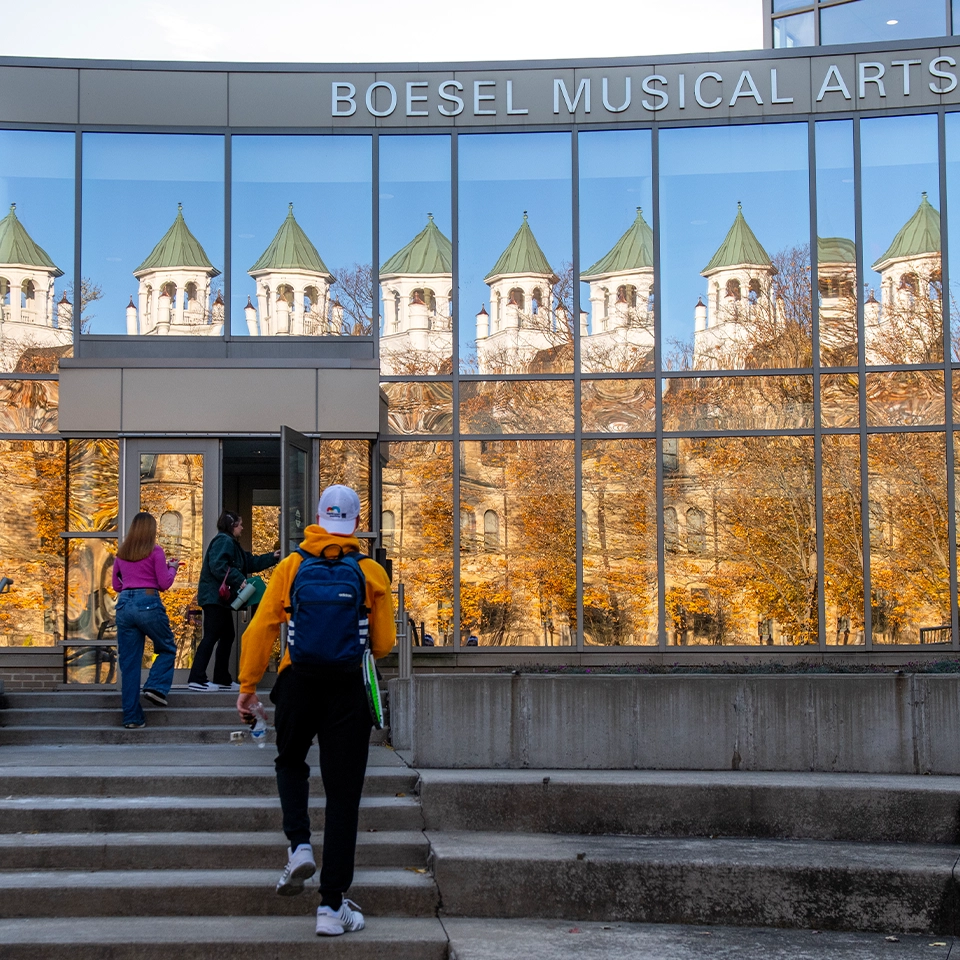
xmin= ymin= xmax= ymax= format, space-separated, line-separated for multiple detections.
xmin=187 ymin=511 xmax=279 ymax=691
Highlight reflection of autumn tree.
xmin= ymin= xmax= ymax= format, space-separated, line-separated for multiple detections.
xmin=330 ymin=264 xmax=374 ymax=335
xmin=66 ymin=278 xmax=104 ymax=336
xmin=459 ymin=380 xmax=574 ymax=435
xmin=866 ymin=267 xmax=942 ymax=365
xmin=67 ymin=440 xmax=119 ymax=532
xmin=665 ymin=436 xmax=817 ymax=645
xmin=382 ymin=442 xmax=453 ymax=638
xmin=581 ymin=440 xmax=657 ymax=645
xmin=821 ymin=435 xmax=864 ymax=642
xmin=0 ymin=441 xmax=65 ymax=645
xmin=320 ymin=440 xmax=372 ymax=531
xmin=868 ymin=433 xmax=949 ymax=641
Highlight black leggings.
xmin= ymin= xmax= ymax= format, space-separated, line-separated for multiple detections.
xmin=188 ymin=604 xmax=236 ymax=686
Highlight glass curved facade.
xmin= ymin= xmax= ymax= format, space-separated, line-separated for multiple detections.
xmin=1 ymin=44 xmax=960 ymax=655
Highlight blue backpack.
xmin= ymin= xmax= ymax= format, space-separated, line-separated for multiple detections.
xmin=286 ymin=545 xmax=369 ymax=668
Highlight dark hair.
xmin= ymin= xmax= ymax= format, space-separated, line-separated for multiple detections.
xmin=117 ymin=512 xmax=158 ymax=562
xmin=217 ymin=511 xmax=242 ymax=536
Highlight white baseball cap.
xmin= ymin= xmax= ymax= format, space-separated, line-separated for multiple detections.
xmin=317 ymin=484 xmax=361 ymax=535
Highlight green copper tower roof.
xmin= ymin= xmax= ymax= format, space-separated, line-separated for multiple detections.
xmin=582 ymin=208 xmax=653 ymax=278
xmin=871 ymin=192 xmax=941 ymax=271
xmin=818 ymin=236 xmax=856 ymax=264
xmin=249 ymin=203 xmax=332 ymax=275
xmin=0 ymin=204 xmax=62 ymax=277
xmin=134 ymin=204 xmax=220 ymax=276
xmin=702 ymin=203 xmax=772 ymax=274
xmin=381 ymin=215 xmax=452 ymax=276
xmin=485 ymin=213 xmax=556 ymax=281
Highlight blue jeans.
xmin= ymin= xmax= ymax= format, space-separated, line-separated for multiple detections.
xmin=116 ymin=589 xmax=177 ymax=726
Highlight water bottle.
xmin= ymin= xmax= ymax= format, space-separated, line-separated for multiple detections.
xmin=249 ymin=702 xmax=268 ymax=748
xmin=231 ymin=580 xmax=257 ymax=610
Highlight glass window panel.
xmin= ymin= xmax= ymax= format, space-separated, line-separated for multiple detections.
xmin=459 ymin=380 xmax=574 ymax=434
xmin=868 ymin=432 xmax=949 ymax=643
xmin=319 ymin=440 xmax=372 ymax=534
xmin=0 ymin=130 xmax=74 ymax=368
xmin=65 ymin=537 xmax=117 ymax=648
xmin=773 ymin=11 xmax=815 ymax=46
xmin=660 ymin=124 xmax=811 ymax=373
xmin=68 ymin=439 xmax=119 ymax=533
xmin=459 ymin=133 xmax=573 ymax=375
xmin=582 ymin=439 xmax=657 ymax=645
xmin=816 ymin=121 xmax=858 ymax=367
xmin=664 ymin=436 xmax=817 ymax=645
xmin=82 ymin=133 xmax=224 ymax=336
xmin=381 ymin=381 xmax=453 ymax=435
xmin=0 ymin=380 xmax=58 ymax=433
xmin=821 ymin=0 xmax=946 ymax=44
xmin=581 ymin=378 xmax=655 ymax=433
xmin=773 ymin=0 xmax=811 ymax=11
xmin=382 ymin=441 xmax=452 ymax=645
xmin=138 ymin=453 xmax=204 ymax=666
xmin=460 ymin=440 xmax=575 ymax=645
xmin=0 ymin=439 xmax=65 ymax=647
xmin=945 ymin=114 xmax=960 ymax=363
xmin=861 ymin=115 xmax=941 ymax=365
xmin=380 ymin=136 xmax=452 ymax=374
xmin=821 ymin=373 xmax=860 ymax=428
xmin=578 ymin=130 xmax=654 ymax=374
xmin=662 ymin=374 xmax=814 ymax=432
xmin=865 ymin=371 xmax=945 ymax=426
xmin=823 ymin=434 xmax=865 ymax=645
xmin=232 ymin=135 xmax=372 ymax=337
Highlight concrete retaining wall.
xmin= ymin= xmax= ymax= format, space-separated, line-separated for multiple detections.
xmin=388 ymin=673 xmax=960 ymax=773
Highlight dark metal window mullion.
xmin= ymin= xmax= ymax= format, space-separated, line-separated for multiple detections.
xmin=451 ymin=130 xmax=462 ymax=651
xmin=73 ymin=128 xmax=82 ymax=351
xmin=809 ymin=117 xmax=826 ymax=651
xmin=853 ymin=114 xmax=872 ymax=649
xmin=652 ymin=124 xmax=666 ymax=650
xmin=223 ymin=132 xmax=232 ymax=342
xmin=571 ymin=128 xmax=584 ymax=653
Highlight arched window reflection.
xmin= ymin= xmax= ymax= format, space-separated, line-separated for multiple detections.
xmin=460 ymin=507 xmax=476 ymax=551
xmin=686 ymin=507 xmax=706 ymax=554
xmin=664 ymin=507 xmax=678 ymax=553
xmin=483 ymin=509 xmax=500 ymax=550
xmin=381 ymin=509 xmax=395 ymax=548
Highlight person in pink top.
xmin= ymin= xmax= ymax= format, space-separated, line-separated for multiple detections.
xmin=112 ymin=512 xmax=182 ymax=729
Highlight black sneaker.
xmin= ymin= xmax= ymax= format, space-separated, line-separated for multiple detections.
xmin=142 ymin=690 xmax=167 ymax=706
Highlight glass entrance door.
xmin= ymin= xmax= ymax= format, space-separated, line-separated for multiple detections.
xmin=122 ymin=439 xmax=219 ymax=668
xmin=280 ymin=426 xmax=316 ymax=558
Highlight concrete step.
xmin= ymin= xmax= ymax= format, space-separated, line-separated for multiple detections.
xmin=0 ymin=725 xmax=389 ymax=745
xmin=0 ymin=794 xmax=424 ymax=833
xmin=1 ymin=707 xmax=265 ymax=727
xmin=3 ymin=691 xmax=246 ymax=708
xmin=419 ymin=769 xmax=960 ymax=845
xmin=429 ymin=831 xmax=960 ymax=935
xmin=0 ymin=830 xmax=429 ymax=870
xmin=0 ymin=867 xmax=438 ymax=919
xmin=0 ymin=916 xmax=450 ymax=960
xmin=0 ymin=765 xmax=418 ymax=797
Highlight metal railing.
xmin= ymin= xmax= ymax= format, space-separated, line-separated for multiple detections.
xmin=395 ymin=582 xmax=412 ymax=679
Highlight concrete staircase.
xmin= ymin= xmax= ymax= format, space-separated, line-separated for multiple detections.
xmin=0 ymin=687 xmax=959 ymax=956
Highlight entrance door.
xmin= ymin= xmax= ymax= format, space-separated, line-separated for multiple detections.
xmin=280 ymin=426 xmax=316 ymax=558
xmin=122 ymin=439 xmax=220 ymax=667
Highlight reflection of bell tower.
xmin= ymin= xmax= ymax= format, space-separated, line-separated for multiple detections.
xmin=247 ymin=203 xmax=335 ymax=337
xmin=476 ymin=213 xmax=558 ymax=374
xmin=695 ymin=202 xmax=775 ymax=366
xmin=0 ymin=203 xmax=71 ymax=369
xmin=867 ymin=192 xmax=941 ymax=358
xmin=581 ymin=207 xmax=654 ymax=372
xmin=130 ymin=204 xmax=222 ymax=336
xmin=817 ymin=236 xmax=857 ymax=362
xmin=380 ymin=214 xmax=452 ymax=374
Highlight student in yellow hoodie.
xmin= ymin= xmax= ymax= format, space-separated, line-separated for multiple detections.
xmin=236 ymin=484 xmax=395 ymax=937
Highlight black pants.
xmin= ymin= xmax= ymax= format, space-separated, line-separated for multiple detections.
xmin=188 ymin=605 xmax=236 ymax=686
xmin=271 ymin=665 xmax=372 ymax=908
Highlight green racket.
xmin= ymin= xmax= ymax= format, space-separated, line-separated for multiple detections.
xmin=362 ymin=647 xmax=384 ymax=730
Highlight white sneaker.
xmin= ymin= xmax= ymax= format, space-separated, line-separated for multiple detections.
xmin=316 ymin=899 xmax=364 ymax=936
xmin=276 ymin=843 xmax=316 ymax=896
xmin=218 ymin=681 xmax=240 ymax=691
xmin=188 ymin=681 xmax=217 ymax=691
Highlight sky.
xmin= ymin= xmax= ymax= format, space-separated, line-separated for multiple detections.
xmin=1 ymin=0 xmax=761 ymax=64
